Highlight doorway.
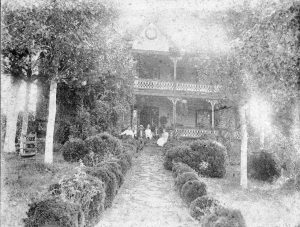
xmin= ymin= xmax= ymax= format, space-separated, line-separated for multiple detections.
xmin=139 ymin=106 xmax=159 ymax=128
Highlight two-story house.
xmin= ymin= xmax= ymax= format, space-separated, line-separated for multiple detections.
xmin=130 ymin=23 xmax=240 ymax=151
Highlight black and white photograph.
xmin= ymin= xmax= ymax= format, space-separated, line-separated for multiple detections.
xmin=1 ymin=0 xmax=300 ymax=226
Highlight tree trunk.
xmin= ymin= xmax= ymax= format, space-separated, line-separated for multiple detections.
xmin=292 ymin=98 xmax=300 ymax=155
xmin=239 ymin=104 xmax=248 ymax=189
xmin=44 ymin=79 xmax=57 ymax=164
xmin=3 ymin=80 xmax=21 ymax=153
xmin=20 ymin=81 xmax=31 ymax=153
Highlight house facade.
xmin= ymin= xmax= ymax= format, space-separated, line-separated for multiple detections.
xmin=130 ymin=24 xmax=240 ymax=151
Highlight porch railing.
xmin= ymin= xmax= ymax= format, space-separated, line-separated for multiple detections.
xmin=174 ymin=128 xmax=241 ymax=139
xmin=174 ymin=128 xmax=217 ymax=138
xmin=134 ymin=78 xmax=220 ymax=93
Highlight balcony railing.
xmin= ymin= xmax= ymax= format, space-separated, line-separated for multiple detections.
xmin=134 ymin=78 xmax=220 ymax=93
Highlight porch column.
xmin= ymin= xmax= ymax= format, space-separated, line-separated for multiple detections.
xmin=168 ymin=97 xmax=180 ymax=130
xmin=207 ymin=100 xmax=218 ymax=129
xmin=170 ymin=56 xmax=182 ymax=90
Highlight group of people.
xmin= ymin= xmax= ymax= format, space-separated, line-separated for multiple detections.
xmin=120 ymin=124 xmax=169 ymax=147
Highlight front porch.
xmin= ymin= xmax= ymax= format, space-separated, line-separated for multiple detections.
xmin=133 ymin=95 xmax=239 ymax=139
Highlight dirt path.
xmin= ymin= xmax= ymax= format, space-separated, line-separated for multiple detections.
xmin=96 ymin=146 xmax=199 ymax=227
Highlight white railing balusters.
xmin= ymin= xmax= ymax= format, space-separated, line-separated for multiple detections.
xmin=134 ymin=79 xmax=220 ymax=93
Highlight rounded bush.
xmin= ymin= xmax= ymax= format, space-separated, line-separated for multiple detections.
xmin=118 ymin=152 xmax=132 ymax=167
xmin=189 ymin=196 xmax=220 ymax=221
xmin=175 ymin=172 xmax=199 ymax=192
xmin=202 ymin=207 xmax=246 ymax=227
xmin=116 ymin=158 xmax=130 ymax=175
xmin=189 ymin=140 xmax=227 ymax=178
xmin=172 ymin=162 xmax=195 ymax=178
xmin=103 ymin=162 xmax=124 ymax=188
xmin=59 ymin=172 xmax=105 ymax=226
xmin=122 ymin=143 xmax=136 ymax=154
xmin=24 ymin=198 xmax=85 ymax=227
xmin=85 ymin=166 xmax=118 ymax=209
xmin=49 ymin=183 xmax=62 ymax=196
xmin=163 ymin=139 xmax=184 ymax=155
xmin=181 ymin=180 xmax=207 ymax=205
xmin=61 ymin=138 xmax=89 ymax=162
xmin=164 ymin=145 xmax=192 ymax=170
xmin=248 ymin=150 xmax=280 ymax=182
xmin=85 ymin=133 xmax=123 ymax=162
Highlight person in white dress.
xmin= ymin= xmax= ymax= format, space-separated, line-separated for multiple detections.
xmin=145 ymin=124 xmax=153 ymax=140
xmin=120 ymin=126 xmax=134 ymax=138
xmin=157 ymin=128 xmax=169 ymax=147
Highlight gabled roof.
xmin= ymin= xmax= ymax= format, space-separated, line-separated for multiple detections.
xmin=132 ymin=23 xmax=177 ymax=55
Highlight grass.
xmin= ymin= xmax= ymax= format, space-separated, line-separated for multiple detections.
xmin=200 ymin=171 xmax=300 ymax=227
xmin=0 ymin=151 xmax=77 ymax=227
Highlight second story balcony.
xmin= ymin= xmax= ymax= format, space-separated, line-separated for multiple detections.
xmin=133 ymin=78 xmax=221 ymax=98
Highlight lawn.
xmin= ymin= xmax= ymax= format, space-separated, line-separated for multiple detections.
xmin=201 ymin=172 xmax=300 ymax=227
xmin=0 ymin=152 xmax=78 ymax=227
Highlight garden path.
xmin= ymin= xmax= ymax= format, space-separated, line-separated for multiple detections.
xmin=96 ymin=145 xmax=199 ymax=227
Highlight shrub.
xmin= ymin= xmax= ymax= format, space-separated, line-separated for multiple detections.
xmin=102 ymin=161 xmax=124 ymax=188
xmin=24 ymin=197 xmax=85 ymax=227
xmin=61 ymin=138 xmax=89 ymax=162
xmin=202 ymin=207 xmax=246 ymax=227
xmin=163 ymin=139 xmax=185 ymax=155
xmin=175 ymin=172 xmax=199 ymax=192
xmin=121 ymin=137 xmax=137 ymax=147
xmin=181 ymin=180 xmax=207 ymax=205
xmin=123 ymin=142 xmax=137 ymax=153
xmin=85 ymin=132 xmax=123 ymax=162
xmin=58 ymin=166 xmax=105 ymax=226
xmin=85 ymin=166 xmax=118 ymax=209
xmin=118 ymin=151 xmax=133 ymax=167
xmin=54 ymin=143 xmax=63 ymax=152
xmin=189 ymin=196 xmax=220 ymax=221
xmin=248 ymin=150 xmax=281 ymax=182
xmin=164 ymin=145 xmax=192 ymax=170
xmin=116 ymin=158 xmax=130 ymax=175
xmin=172 ymin=162 xmax=196 ymax=178
xmin=189 ymin=140 xmax=227 ymax=178
xmin=49 ymin=183 xmax=62 ymax=196
xmin=36 ymin=139 xmax=45 ymax=154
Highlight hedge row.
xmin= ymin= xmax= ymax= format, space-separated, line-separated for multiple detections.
xmin=61 ymin=132 xmax=141 ymax=165
xmin=24 ymin=137 xmax=144 ymax=227
xmin=171 ymin=162 xmax=246 ymax=227
xmin=164 ymin=139 xmax=228 ymax=178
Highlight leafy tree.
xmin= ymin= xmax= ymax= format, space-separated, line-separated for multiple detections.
xmin=2 ymin=0 xmax=117 ymax=162
xmin=188 ymin=0 xmax=299 ymax=187
xmin=54 ymin=30 xmax=136 ymax=142
xmin=228 ymin=1 xmax=299 ymax=186
xmin=35 ymin=0 xmax=117 ymax=164
xmin=1 ymin=3 xmax=42 ymax=153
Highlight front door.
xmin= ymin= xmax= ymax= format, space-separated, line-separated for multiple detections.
xmin=139 ymin=106 xmax=159 ymax=128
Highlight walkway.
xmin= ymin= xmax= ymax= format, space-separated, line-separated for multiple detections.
xmin=96 ymin=146 xmax=199 ymax=227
